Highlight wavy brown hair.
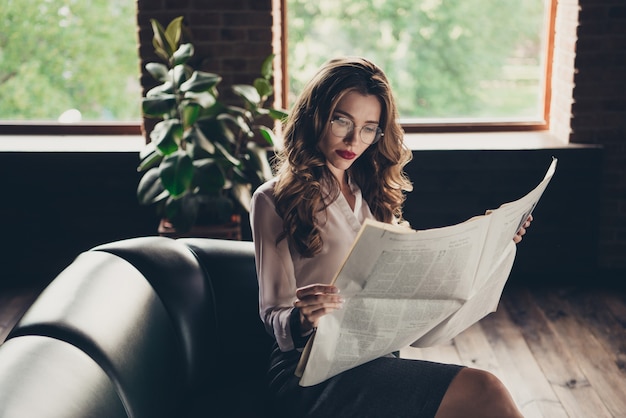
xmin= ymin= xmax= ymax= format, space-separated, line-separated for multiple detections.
xmin=273 ymin=57 xmax=413 ymax=257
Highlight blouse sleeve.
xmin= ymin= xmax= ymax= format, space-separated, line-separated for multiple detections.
xmin=250 ymin=184 xmax=299 ymax=352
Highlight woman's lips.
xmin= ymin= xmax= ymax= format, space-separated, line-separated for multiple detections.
xmin=336 ymin=150 xmax=356 ymax=160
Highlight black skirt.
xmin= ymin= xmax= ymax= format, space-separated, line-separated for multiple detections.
xmin=268 ymin=343 xmax=463 ymax=418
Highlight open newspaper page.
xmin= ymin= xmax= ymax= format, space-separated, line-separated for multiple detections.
xmin=297 ymin=158 xmax=557 ymax=387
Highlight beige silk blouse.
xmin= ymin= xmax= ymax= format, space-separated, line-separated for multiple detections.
xmin=250 ymin=177 xmax=375 ymax=351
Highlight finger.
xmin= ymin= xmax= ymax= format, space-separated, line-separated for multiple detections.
xmin=298 ymin=301 xmax=344 ymax=317
xmin=298 ymin=302 xmax=344 ymax=328
xmin=294 ymin=293 xmax=344 ymax=308
xmin=295 ymin=284 xmax=339 ymax=299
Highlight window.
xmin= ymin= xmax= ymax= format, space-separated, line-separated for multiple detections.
xmin=0 ymin=0 xmax=141 ymax=134
xmin=285 ymin=0 xmax=554 ymax=132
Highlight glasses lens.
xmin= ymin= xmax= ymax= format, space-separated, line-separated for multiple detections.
xmin=331 ymin=118 xmax=352 ymax=138
xmin=360 ymin=125 xmax=381 ymax=144
xmin=331 ymin=118 xmax=381 ymax=144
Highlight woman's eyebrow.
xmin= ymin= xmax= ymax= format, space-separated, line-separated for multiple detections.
xmin=333 ymin=109 xmax=379 ymax=125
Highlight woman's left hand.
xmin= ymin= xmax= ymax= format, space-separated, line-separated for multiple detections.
xmin=513 ymin=214 xmax=533 ymax=244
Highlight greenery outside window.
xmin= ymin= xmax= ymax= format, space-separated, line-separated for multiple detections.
xmin=0 ymin=0 xmax=141 ymax=135
xmin=285 ymin=0 xmax=554 ymax=132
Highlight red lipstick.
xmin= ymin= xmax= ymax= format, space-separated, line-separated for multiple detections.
xmin=336 ymin=150 xmax=356 ymax=160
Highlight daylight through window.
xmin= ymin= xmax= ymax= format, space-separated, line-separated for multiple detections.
xmin=286 ymin=0 xmax=551 ymax=126
xmin=0 ymin=0 xmax=140 ymax=124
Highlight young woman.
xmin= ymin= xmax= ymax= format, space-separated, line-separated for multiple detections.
xmin=250 ymin=57 xmax=529 ymax=418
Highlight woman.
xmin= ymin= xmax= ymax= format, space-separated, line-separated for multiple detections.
xmin=250 ymin=57 xmax=529 ymax=418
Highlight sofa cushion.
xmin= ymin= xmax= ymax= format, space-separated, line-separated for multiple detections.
xmin=0 ymin=335 xmax=127 ymax=418
xmin=8 ymin=251 xmax=185 ymax=418
xmin=180 ymin=238 xmax=276 ymax=416
xmin=92 ymin=236 xmax=218 ymax=391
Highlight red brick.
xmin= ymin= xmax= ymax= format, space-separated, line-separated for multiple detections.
xmin=193 ymin=0 xmax=247 ymax=10
xmin=223 ymin=11 xmax=272 ymax=27
xmin=165 ymin=0 xmax=192 ymax=8
xmin=221 ymin=28 xmax=248 ymax=41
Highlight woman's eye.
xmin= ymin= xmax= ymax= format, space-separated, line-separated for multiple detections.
xmin=335 ymin=117 xmax=351 ymax=127
xmin=363 ymin=125 xmax=377 ymax=134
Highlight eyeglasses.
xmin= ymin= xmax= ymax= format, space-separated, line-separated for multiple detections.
xmin=330 ymin=116 xmax=383 ymax=145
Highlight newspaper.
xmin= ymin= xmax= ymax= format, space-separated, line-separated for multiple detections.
xmin=296 ymin=157 xmax=558 ymax=387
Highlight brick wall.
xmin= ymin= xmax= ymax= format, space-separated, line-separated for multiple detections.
xmin=568 ymin=0 xmax=626 ymax=271
xmin=136 ymin=0 xmax=274 ymax=96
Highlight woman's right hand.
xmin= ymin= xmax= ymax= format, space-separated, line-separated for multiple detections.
xmin=294 ymin=284 xmax=344 ymax=333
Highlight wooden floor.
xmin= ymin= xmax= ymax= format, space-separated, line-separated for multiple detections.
xmin=401 ymin=284 xmax=626 ymax=418
xmin=1 ymin=284 xmax=625 ymax=417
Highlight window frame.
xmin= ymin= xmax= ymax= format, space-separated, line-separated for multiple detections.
xmin=2 ymin=1 xmax=556 ymax=137
xmin=0 ymin=122 xmax=141 ymax=136
xmin=279 ymin=0 xmax=557 ymax=134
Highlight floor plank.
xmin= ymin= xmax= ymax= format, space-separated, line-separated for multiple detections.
xmin=532 ymin=288 xmax=626 ymax=417
xmin=503 ymin=287 xmax=612 ymax=418
xmin=481 ymin=304 xmax=567 ymax=418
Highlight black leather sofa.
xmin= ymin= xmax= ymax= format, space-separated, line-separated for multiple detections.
xmin=0 ymin=237 xmax=276 ymax=418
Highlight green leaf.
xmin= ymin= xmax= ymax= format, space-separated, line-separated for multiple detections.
xmin=257 ymin=125 xmax=275 ymax=147
xmin=151 ymin=119 xmax=183 ymax=155
xmin=193 ymin=158 xmax=226 ymax=193
xmin=184 ymin=91 xmax=217 ymax=109
xmin=180 ymin=71 xmax=222 ymax=93
xmin=150 ymin=19 xmax=172 ymax=59
xmin=137 ymin=142 xmax=163 ymax=172
xmin=172 ymin=43 xmax=194 ymax=66
xmin=142 ymin=94 xmax=176 ymax=117
xmin=253 ymin=77 xmax=273 ymax=100
xmin=214 ymin=141 xmax=241 ymax=167
xmin=159 ymin=150 xmax=194 ymax=197
xmin=218 ymin=113 xmax=252 ymax=139
xmin=137 ymin=167 xmax=169 ymax=205
xmin=232 ymin=84 xmax=261 ymax=106
xmin=268 ymin=107 xmax=289 ymax=121
xmin=145 ymin=62 xmax=169 ymax=82
xmin=164 ymin=16 xmax=184 ymax=54
xmin=182 ymin=102 xmax=201 ymax=128
xmin=146 ymin=81 xmax=174 ymax=97
xmin=210 ymin=116 xmax=237 ymax=145
xmin=172 ymin=64 xmax=188 ymax=89
xmin=260 ymin=54 xmax=275 ymax=80
xmin=190 ymin=125 xmax=216 ymax=154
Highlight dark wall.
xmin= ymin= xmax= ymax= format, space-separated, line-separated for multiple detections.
xmin=0 ymin=145 xmax=603 ymax=289
xmin=404 ymin=147 xmax=603 ymax=285
xmin=0 ymin=152 xmax=157 ymax=288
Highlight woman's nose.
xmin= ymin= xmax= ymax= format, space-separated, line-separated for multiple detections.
xmin=343 ymin=129 xmax=357 ymax=144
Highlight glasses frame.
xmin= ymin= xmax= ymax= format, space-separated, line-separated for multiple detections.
xmin=329 ymin=116 xmax=384 ymax=145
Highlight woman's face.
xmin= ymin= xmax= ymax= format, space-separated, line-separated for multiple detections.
xmin=318 ymin=91 xmax=382 ymax=181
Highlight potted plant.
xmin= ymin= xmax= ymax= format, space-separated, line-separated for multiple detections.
xmin=137 ymin=16 xmax=287 ymax=238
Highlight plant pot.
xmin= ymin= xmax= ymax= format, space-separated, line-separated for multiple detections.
xmin=158 ymin=215 xmax=242 ymax=240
